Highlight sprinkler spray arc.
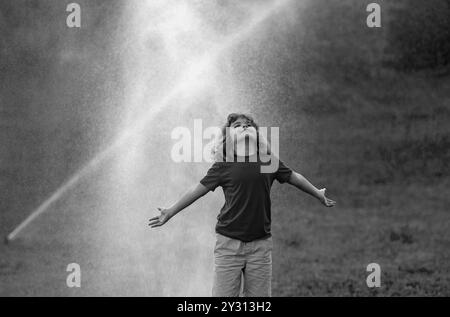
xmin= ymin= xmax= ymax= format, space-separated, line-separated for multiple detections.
xmin=5 ymin=0 xmax=293 ymax=244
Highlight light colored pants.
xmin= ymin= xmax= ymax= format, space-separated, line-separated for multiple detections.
xmin=212 ymin=233 xmax=273 ymax=297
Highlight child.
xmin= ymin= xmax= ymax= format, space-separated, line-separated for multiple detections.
xmin=149 ymin=113 xmax=336 ymax=297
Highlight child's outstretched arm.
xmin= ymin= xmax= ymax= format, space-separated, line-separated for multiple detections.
xmin=287 ymin=171 xmax=336 ymax=207
xmin=149 ymin=183 xmax=210 ymax=228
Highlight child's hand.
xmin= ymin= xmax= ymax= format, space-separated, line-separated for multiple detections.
xmin=317 ymin=188 xmax=336 ymax=207
xmin=149 ymin=207 xmax=174 ymax=228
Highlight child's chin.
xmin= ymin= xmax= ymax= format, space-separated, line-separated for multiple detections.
xmin=237 ymin=135 xmax=256 ymax=143
xmin=241 ymin=130 xmax=257 ymax=138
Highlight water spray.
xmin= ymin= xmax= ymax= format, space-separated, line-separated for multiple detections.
xmin=5 ymin=0 xmax=293 ymax=244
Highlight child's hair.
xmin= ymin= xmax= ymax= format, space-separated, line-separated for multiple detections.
xmin=211 ymin=113 xmax=270 ymax=161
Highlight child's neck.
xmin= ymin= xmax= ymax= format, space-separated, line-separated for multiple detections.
xmin=234 ymin=139 xmax=257 ymax=157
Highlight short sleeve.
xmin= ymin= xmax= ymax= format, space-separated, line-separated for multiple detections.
xmin=275 ymin=159 xmax=293 ymax=184
xmin=200 ymin=162 xmax=224 ymax=192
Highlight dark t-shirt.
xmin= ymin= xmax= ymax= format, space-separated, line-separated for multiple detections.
xmin=199 ymin=153 xmax=293 ymax=242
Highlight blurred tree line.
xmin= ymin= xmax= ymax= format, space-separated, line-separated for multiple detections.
xmin=297 ymin=0 xmax=450 ymax=76
xmin=385 ymin=0 xmax=450 ymax=72
xmin=260 ymin=0 xmax=450 ymax=187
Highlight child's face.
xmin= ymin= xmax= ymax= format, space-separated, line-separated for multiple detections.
xmin=229 ymin=117 xmax=257 ymax=142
